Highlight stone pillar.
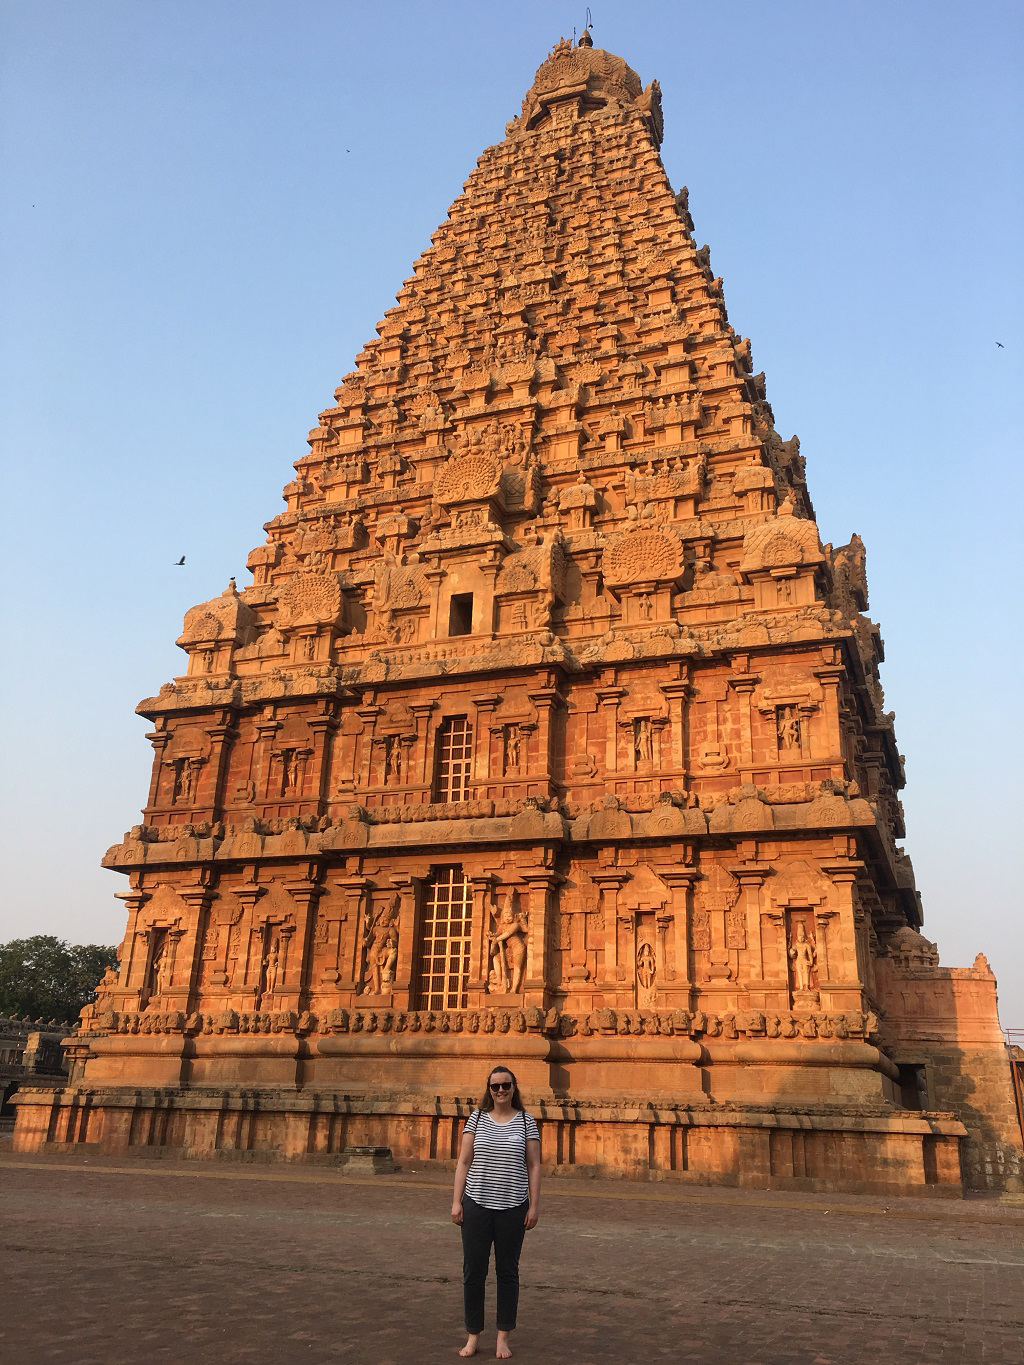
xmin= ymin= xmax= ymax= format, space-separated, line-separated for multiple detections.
xmin=410 ymin=702 xmax=438 ymax=788
xmin=521 ymin=869 xmax=563 ymax=1002
xmin=175 ymin=884 xmax=213 ymax=1011
xmin=729 ymin=862 xmax=769 ymax=990
xmin=660 ymin=679 xmax=692 ymax=777
xmin=661 ymin=868 xmax=697 ymax=1000
xmin=595 ymin=688 xmax=626 ymax=779
xmin=114 ymin=890 xmax=149 ymax=997
xmin=527 ymin=687 xmax=565 ymax=795
xmin=354 ymin=703 xmax=382 ymax=789
xmin=233 ymin=883 xmax=264 ymax=1002
xmin=254 ymin=711 xmax=280 ymax=803
xmin=813 ymin=663 xmax=845 ymax=771
xmin=728 ymin=670 xmax=760 ymax=775
xmin=425 ymin=567 xmax=446 ymax=639
xmin=470 ymin=693 xmax=501 ymax=785
xmin=333 ymin=875 xmax=373 ymax=993
xmin=389 ymin=874 xmax=423 ymax=1007
xmin=468 ymin=874 xmax=499 ymax=996
xmin=820 ymin=858 xmax=867 ymax=1013
xmin=203 ymin=713 xmax=237 ymax=821
xmin=144 ymin=728 xmax=170 ymax=812
xmin=592 ymin=871 xmax=630 ymax=991
xmin=307 ymin=705 xmax=340 ymax=808
xmin=281 ymin=876 xmax=324 ymax=1011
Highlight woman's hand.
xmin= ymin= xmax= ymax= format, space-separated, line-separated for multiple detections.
xmin=451 ymin=1202 xmax=464 ymax=1226
xmin=524 ymin=1206 xmax=539 ymax=1231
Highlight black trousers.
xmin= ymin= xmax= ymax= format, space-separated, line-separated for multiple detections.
xmin=460 ymin=1194 xmax=529 ymax=1333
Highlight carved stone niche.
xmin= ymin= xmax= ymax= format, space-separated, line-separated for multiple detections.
xmin=371 ymin=702 xmax=417 ymax=787
xmin=619 ymin=866 xmax=672 ymax=1005
xmin=753 ymin=680 xmax=823 ymax=762
xmin=489 ymin=691 xmax=539 ymax=778
xmin=739 ymin=498 xmax=825 ymax=611
xmin=266 ymin=715 xmax=314 ymax=801
xmin=135 ymin=886 xmax=188 ymax=1005
xmin=249 ymin=883 xmax=297 ymax=1008
xmin=486 ymin=888 xmax=529 ymax=998
xmin=768 ymin=859 xmax=830 ymax=1010
xmin=358 ymin=891 xmax=402 ymax=1000
xmin=177 ymin=581 xmax=257 ymax=677
xmin=616 ymin=682 xmax=670 ymax=774
xmin=161 ymin=726 xmax=213 ymax=809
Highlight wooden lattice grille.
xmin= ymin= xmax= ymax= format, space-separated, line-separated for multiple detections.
xmin=417 ymin=867 xmax=473 ymax=1011
xmin=434 ymin=716 xmax=473 ymax=803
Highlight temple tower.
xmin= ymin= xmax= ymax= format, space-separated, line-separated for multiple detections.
xmin=16 ymin=36 xmax=1022 ymax=1194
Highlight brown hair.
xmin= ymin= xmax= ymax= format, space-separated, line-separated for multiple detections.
xmin=479 ymin=1065 xmax=523 ymax=1112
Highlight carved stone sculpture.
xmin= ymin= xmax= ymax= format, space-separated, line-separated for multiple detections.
xmin=488 ymin=893 xmax=528 ymax=995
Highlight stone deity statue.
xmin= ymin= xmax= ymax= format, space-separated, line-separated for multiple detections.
xmin=263 ymin=941 xmax=280 ymax=997
xmin=504 ymin=725 xmax=521 ymax=775
xmin=789 ymin=923 xmax=816 ymax=993
xmin=153 ymin=942 xmax=172 ymax=996
xmin=363 ymin=894 xmax=401 ymax=995
xmin=488 ymin=893 xmax=529 ymax=995
xmin=634 ymin=717 xmax=653 ymax=766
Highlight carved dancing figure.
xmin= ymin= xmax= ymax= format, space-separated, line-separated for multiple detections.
xmin=281 ymin=750 xmax=297 ymax=793
xmin=488 ymin=893 xmax=529 ymax=994
xmin=363 ymin=894 xmax=401 ymax=994
xmin=789 ymin=922 xmax=816 ymax=993
xmin=778 ymin=706 xmax=801 ymax=751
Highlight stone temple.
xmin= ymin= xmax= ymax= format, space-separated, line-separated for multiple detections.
xmin=17 ymin=35 xmax=1022 ymax=1195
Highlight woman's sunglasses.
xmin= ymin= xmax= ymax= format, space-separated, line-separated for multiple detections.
xmin=489 ymin=1081 xmax=513 ymax=1092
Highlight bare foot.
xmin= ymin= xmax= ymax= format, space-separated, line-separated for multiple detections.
xmin=496 ymin=1331 xmax=513 ymax=1359
xmin=459 ymin=1335 xmax=479 ymax=1358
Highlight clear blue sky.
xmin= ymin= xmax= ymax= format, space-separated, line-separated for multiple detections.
xmin=2 ymin=1 xmax=1022 ymax=1024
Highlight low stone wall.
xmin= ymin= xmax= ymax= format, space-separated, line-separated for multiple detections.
xmin=13 ymin=1084 xmax=967 ymax=1198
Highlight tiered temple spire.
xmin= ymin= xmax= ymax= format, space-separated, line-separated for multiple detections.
xmin=15 ymin=37 xmax=1021 ymax=1195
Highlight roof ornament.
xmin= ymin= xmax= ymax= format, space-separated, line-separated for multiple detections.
xmin=578 ymin=8 xmax=594 ymax=48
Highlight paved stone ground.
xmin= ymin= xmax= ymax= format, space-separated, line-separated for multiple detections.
xmin=1 ymin=1153 xmax=1022 ymax=1365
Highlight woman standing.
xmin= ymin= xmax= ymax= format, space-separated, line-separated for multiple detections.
xmin=451 ymin=1065 xmax=541 ymax=1359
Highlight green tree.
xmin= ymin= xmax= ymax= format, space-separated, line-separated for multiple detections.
xmin=0 ymin=936 xmax=118 ymax=1026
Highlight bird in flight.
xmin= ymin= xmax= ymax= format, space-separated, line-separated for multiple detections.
xmin=996 ymin=342 xmax=1004 ymax=348
xmin=174 ymin=556 xmax=185 ymax=566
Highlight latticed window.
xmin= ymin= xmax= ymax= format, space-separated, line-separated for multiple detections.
xmin=417 ymin=867 xmax=473 ymax=1011
xmin=434 ymin=716 xmax=473 ymax=803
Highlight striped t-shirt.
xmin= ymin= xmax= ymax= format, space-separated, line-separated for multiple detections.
xmin=463 ymin=1109 xmax=541 ymax=1209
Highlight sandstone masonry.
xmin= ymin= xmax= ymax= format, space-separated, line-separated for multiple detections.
xmin=15 ymin=35 xmax=1023 ymax=1196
